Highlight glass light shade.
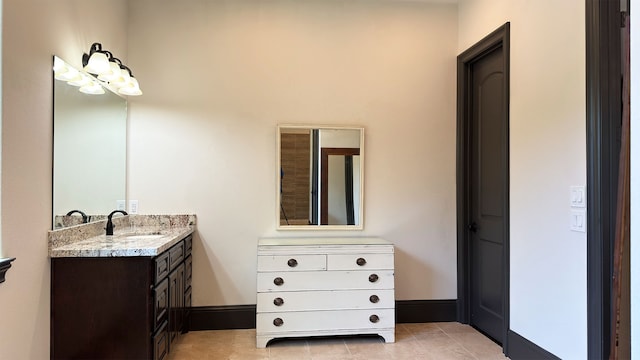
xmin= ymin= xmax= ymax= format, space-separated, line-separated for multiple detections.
xmin=53 ymin=57 xmax=66 ymax=73
xmin=79 ymin=81 xmax=106 ymax=95
xmin=118 ymin=77 xmax=143 ymax=96
xmin=110 ymin=68 xmax=130 ymax=88
xmin=53 ymin=57 xmax=82 ymax=81
xmin=98 ymin=62 xmax=123 ymax=82
xmin=67 ymin=74 xmax=93 ymax=87
xmin=83 ymin=52 xmax=111 ymax=75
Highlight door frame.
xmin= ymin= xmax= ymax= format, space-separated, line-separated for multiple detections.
xmin=456 ymin=22 xmax=510 ymax=350
xmin=320 ymin=147 xmax=360 ymax=225
xmin=585 ymin=0 xmax=623 ymax=358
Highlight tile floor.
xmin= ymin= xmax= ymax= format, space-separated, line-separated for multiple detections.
xmin=168 ymin=322 xmax=510 ymax=360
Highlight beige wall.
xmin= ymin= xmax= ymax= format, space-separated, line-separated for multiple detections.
xmin=126 ymin=0 xmax=459 ymax=305
xmin=458 ymin=0 xmax=587 ymax=358
xmin=0 ymin=1 xmax=597 ymax=357
xmin=0 ymin=1 xmax=127 ymax=358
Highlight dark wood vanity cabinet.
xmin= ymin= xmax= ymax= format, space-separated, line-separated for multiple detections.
xmin=51 ymin=235 xmax=193 ymax=360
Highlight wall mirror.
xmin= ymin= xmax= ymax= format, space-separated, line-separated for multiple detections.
xmin=52 ymin=56 xmax=127 ymax=229
xmin=277 ymin=125 xmax=364 ymax=230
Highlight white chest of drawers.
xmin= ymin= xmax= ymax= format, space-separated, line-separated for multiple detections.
xmin=256 ymin=237 xmax=395 ymax=348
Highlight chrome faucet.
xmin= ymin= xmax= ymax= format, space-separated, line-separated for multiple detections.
xmin=105 ymin=210 xmax=128 ymax=235
xmin=66 ymin=209 xmax=88 ymax=224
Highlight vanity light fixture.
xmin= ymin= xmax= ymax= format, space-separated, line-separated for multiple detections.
xmin=81 ymin=42 xmax=143 ymax=96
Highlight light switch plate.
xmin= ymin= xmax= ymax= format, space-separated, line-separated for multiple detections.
xmin=570 ymin=186 xmax=586 ymax=208
xmin=570 ymin=209 xmax=587 ymax=232
xmin=129 ymin=200 xmax=139 ymax=214
xmin=116 ymin=200 xmax=126 ymax=211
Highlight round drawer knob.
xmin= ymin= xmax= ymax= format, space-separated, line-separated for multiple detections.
xmin=273 ymin=277 xmax=284 ymax=286
xmin=369 ymin=314 xmax=380 ymax=323
xmin=369 ymin=295 xmax=380 ymax=303
xmin=356 ymin=257 xmax=367 ymax=266
xmin=273 ymin=297 xmax=284 ymax=306
xmin=369 ymin=274 xmax=379 ymax=283
xmin=273 ymin=318 xmax=284 ymax=327
xmin=287 ymin=258 xmax=298 ymax=267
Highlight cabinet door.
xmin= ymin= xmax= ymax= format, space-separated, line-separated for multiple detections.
xmin=169 ymin=263 xmax=185 ymax=344
xmin=183 ymin=285 xmax=192 ymax=334
xmin=185 ymin=255 xmax=192 ymax=289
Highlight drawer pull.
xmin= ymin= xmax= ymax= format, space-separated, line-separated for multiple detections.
xmin=369 ymin=274 xmax=379 ymax=283
xmin=369 ymin=314 xmax=380 ymax=323
xmin=287 ymin=258 xmax=298 ymax=267
xmin=273 ymin=318 xmax=284 ymax=327
xmin=273 ymin=297 xmax=284 ymax=306
xmin=369 ymin=295 xmax=380 ymax=303
xmin=274 ymin=277 xmax=284 ymax=286
xmin=356 ymin=257 xmax=367 ymax=266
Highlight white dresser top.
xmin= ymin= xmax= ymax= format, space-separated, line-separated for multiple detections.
xmin=258 ymin=238 xmax=393 ymax=255
xmin=259 ymin=237 xmax=391 ymax=247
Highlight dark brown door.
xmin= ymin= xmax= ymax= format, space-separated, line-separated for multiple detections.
xmin=468 ymin=44 xmax=507 ymax=343
xmin=457 ymin=24 xmax=510 ymax=348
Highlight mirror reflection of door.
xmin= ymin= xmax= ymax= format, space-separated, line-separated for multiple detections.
xmin=321 ymin=148 xmax=360 ymax=225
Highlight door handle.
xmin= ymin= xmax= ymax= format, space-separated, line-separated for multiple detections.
xmin=468 ymin=222 xmax=478 ymax=233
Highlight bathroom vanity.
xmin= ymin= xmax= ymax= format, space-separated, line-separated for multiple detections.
xmin=49 ymin=216 xmax=195 ymax=360
xmin=256 ymin=237 xmax=395 ymax=348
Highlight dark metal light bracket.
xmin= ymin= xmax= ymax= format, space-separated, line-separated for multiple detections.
xmin=0 ymin=258 xmax=16 ymax=284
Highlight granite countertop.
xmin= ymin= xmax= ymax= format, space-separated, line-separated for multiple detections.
xmin=50 ymin=226 xmax=195 ymax=258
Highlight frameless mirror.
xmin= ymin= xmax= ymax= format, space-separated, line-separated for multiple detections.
xmin=277 ymin=125 xmax=364 ymax=230
xmin=52 ymin=56 xmax=127 ymax=229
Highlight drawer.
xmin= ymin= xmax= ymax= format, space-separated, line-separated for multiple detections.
xmin=257 ymin=289 xmax=395 ymax=313
xmin=257 ymin=255 xmax=326 ymax=272
xmin=257 ymin=270 xmax=394 ymax=292
xmin=169 ymin=241 xmax=184 ymax=271
xmin=155 ymin=251 xmax=170 ymax=284
xmin=152 ymin=320 xmax=169 ymax=360
xmin=257 ymin=308 xmax=395 ymax=334
xmin=154 ymin=278 xmax=169 ymax=330
xmin=327 ymin=253 xmax=394 ymax=270
xmin=185 ymin=235 xmax=193 ymax=256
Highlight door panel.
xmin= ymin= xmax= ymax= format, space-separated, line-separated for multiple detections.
xmin=469 ymin=45 xmax=507 ymax=343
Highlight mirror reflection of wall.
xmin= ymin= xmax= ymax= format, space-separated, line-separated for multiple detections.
xmin=278 ymin=126 xmax=363 ymax=230
xmin=52 ymin=56 xmax=127 ymax=229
